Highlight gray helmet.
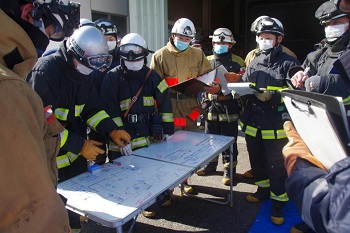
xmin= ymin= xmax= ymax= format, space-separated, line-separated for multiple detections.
xmin=254 ymin=16 xmax=284 ymax=36
xmin=315 ymin=1 xmax=349 ymax=25
xmin=67 ymin=26 xmax=112 ymax=70
xmin=79 ymin=18 xmax=94 ymax=27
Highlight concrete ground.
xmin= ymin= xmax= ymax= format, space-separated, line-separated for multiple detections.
xmin=81 ymin=129 xmax=266 ymax=233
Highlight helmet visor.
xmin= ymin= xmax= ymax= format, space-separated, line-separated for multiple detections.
xmin=213 ymin=28 xmax=233 ymax=37
xmin=84 ymin=55 xmax=113 ymax=70
xmin=119 ymin=44 xmax=147 ymax=60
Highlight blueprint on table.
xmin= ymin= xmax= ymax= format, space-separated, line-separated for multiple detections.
xmin=132 ymin=130 xmax=234 ymax=167
xmin=57 ymin=155 xmax=192 ymax=227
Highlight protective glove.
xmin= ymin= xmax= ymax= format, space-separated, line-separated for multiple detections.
xmin=224 ymin=72 xmax=242 ymax=83
xmin=109 ymin=129 xmax=131 ymax=147
xmin=163 ymin=134 xmax=172 ymax=141
xmin=304 ymin=75 xmax=323 ymax=92
xmin=282 ymin=121 xmax=327 ymax=176
xmin=80 ymin=140 xmax=105 ymax=161
xmin=120 ymin=143 xmax=132 ymax=156
xmin=204 ymin=81 xmax=221 ymax=94
xmin=254 ymin=88 xmax=272 ymax=102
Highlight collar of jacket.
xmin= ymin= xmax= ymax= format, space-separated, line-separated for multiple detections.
xmin=329 ymin=30 xmax=350 ymax=54
xmin=166 ymin=37 xmax=190 ymax=57
xmin=0 ymin=10 xmax=38 ymax=79
xmin=214 ymin=51 xmax=232 ymax=60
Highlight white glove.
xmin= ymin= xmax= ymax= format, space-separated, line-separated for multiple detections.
xmin=163 ymin=134 xmax=172 ymax=141
xmin=120 ymin=143 xmax=132 ymax=156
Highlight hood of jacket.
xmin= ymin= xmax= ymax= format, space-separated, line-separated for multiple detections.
xmin=0 ymin=10 xmax=42 ymax=79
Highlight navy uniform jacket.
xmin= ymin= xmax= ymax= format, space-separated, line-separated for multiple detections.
xmin=286 ymin=157 xmax=350 ymax=233
xmin=27 ymin=42 xmax=118 ymax=166
xmin=240 ymin=45 xmax=300 ymax=136
xmin=100 ymin=66 xmax=174 ymax=151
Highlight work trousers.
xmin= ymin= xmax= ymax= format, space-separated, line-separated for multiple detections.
xmin=245 ymin=132 xmax=288 ymax=198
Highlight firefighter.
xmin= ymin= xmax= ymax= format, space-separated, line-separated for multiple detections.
xmin=0 ymin=0 xmax=81 ymax=231
xmin=196 ymin=28 xmax=245 ymax=185
xmin=150 ymin=18 xmax=212 ymax=194
xmin=238 ymin=16 xmax=300 ymax=225
xmin=100 ymin=33 xmax=174 ymax=217
xmin=89 ymin=18 xmax=122 ymax=165
xmin=27 ymin=25 xmax=131 ymax=231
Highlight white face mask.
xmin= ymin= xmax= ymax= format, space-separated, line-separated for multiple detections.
xmin=256 ymin=37 xmax=274 ymax=51
xmin=76 ymin=62 xmax=94 ymax=75
xmin=107 ymin=41 xmax=117 ymax=52
xmin=124 ymin=59 xmax=144 ymax=71
xmin=325 ymin=23 xmax=349 ymax=42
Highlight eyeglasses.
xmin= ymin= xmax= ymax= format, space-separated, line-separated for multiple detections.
xmin=82 ymin=54 xmax=113 ymax=70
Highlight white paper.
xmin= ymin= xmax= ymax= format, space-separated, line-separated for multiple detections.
xmin=283 ymin=95 xmax=348 ymax=169
xmin=216 ymin=65 xmax=230 ymax=96
xmin=227 ymin=82 xmax=256 ymax=96
xmin=197 ymin=69 xmax=216 ymax=84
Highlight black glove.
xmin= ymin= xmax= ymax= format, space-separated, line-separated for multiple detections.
xmin=151 ymin=112 xmax=163 ymax=141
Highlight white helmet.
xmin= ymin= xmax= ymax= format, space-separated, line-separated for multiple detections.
xmin=67 ymin=26 xmax=112 ymax=70
xmin=171 ymin=18 xmax=196 ymax=38
xmin=118 ymin=33 xmax=149 ymax=61
xmin=250 ymin=16 xmax=269 ymax=32
xmin=79 ymin=18 xmax=94 ymax=27
xmin=212 ymin=28 xmax=236 ymax=44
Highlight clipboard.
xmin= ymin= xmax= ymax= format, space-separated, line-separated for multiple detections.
xmin=227 ymin=82 xmax=261 ymax=96
xmin=170 ymin=78 xmax=210 ymax=96
xmin=281 ymin=90 xmax=350 ymax=169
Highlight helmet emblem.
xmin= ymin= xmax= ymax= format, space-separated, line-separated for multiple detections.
xmin=183 ymin=26 xmax=193 ymax=36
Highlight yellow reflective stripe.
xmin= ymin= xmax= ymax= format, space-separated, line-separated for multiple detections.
xmin=266 ymin=86 xmax=283 ymax=91
xmin=143 ymin=96 xmax=154 ymax=106
xmin=87 ymin=110 xmax=109 ymax=131
xmin=239 ymin=121 xmax=244 ymax=127
xmin=343 ymin=95 xmax=350 ymax=106
xmin=56 ymin=152 xmax=79 ymax=169
xmin=108 ymin=142 xmax=120 ymax=152
xmin=271 ymin=192 xmax=289 ymax=202
xmin=60 ymin=129 xmax=69 ymax=147
xmin=131 ymin=137 xmax=151 ymax=149
xmin=57 ymin=155 xmax=70 ymax=169
xmin=276 ymin=129 xmax=287 ymax=139
xmin=75 ymin=104 xmax=85 ymax=117
xmin=54 ymin=108 xmax=69 ymax=121
xmin=161 ymin=113 xmax=174 ymax=122
xmin=255 ymin=179 xmax=270 ymax=188
xmin=157 ymin=79 xmax=168 ymax=93
xmin=120 ymin=99 xmax=131 ymax=111
xmin=113 ymin=117 xmax=124 ymax=127
xmin=261 ymin=130 xmax=275 ymax=139
xmin=245 ymin=125 xmax=257 ymax=137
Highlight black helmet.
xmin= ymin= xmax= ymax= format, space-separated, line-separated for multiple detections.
xmin=95 ymin=18 xmax=119 ymax=38
xmin=254 ymin=16 xmax=284 ymax=36
xmin=315 ymin=1 xmax=349 ymax=25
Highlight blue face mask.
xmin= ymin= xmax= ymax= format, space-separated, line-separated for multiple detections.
xmin=174 ymin=37 xmax=190 ymax=51
xmin=213 ymin=44 xmax=229 ymax=54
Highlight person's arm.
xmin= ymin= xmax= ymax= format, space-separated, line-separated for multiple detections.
xmin=282 ymin=121 xmax=350 ymax=233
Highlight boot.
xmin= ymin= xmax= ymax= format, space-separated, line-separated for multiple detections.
xmin=290 ymin=222 xmax=315 ymax=233
xmin=183 ymin=181 xmax=193 ymax=194
xmin=222 ymin=162 xmax=237 ymax=185
xmin=270 ymin=200 xmax=285 ymax=225
xmin=246 ymin=187 xmax=270 ymax=203
xmin=142 ymin=207 xmax=156 ymax=218
xmin=243 ymin=169 xmax=254 ymax=178
xmin=196 ymin=162 xmax=217 ymax=176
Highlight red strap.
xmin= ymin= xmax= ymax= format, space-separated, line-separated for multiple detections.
xmin=164 ymin=77 xmax=179 ymax=86
xmin=44 ymin=105 xmax=55 ymax=124
xmin=188 ymin=107 xmax=201 ymax=121
xmin=174 ymin=118 xmax=186 ymax=127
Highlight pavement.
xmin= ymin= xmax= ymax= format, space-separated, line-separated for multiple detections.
xmin=80 ymin=128 xmax=268 ymax=233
